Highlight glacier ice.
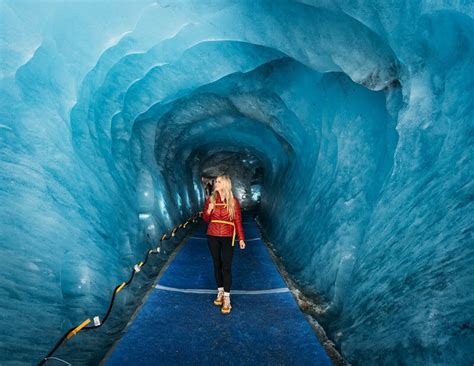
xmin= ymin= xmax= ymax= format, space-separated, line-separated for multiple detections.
xmin=0 ymin=0 xmax=473 ymax=365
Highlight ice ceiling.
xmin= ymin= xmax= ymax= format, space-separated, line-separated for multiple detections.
xmin=0 ymin=1 xmax=473 ymax=365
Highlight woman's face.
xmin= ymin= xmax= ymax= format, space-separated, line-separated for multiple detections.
xmin=215 ymin=177 xmax=224 ymax=191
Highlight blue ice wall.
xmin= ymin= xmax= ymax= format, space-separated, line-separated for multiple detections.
xmin=1 ymin=1 xmax=473 ymax=365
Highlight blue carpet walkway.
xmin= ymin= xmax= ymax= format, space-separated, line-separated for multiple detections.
xmin=104 ymin=215 xmax=332 ymax=365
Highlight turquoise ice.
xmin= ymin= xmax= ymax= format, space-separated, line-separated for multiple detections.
xmin=0 ymin=1 xmax=473 ymax=365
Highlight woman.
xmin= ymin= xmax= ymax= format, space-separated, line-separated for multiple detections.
xmin=202 ymin=175 xmax=246 ymax=314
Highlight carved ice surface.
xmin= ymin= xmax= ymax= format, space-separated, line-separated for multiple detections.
xmin=0 ymin=1 xmax=473 ymax=364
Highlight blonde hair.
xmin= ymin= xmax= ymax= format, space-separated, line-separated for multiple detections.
xmin=210 ymin=175 xmax=236 ymax=220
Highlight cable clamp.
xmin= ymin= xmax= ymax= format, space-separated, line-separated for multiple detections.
xmin=134 ymin=264 xmax=141 ymax=272
xmin=93 ymin=316 xmax=101 ymax=326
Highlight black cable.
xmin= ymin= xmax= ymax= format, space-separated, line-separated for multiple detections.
xmin=86 ymin=282 xmax=123 ymax=330
xmin=39 ymin=325 xmax=77 ymax=365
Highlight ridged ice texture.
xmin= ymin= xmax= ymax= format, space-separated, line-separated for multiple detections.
xmin=0 ymin=1 xmax=473 ymax=365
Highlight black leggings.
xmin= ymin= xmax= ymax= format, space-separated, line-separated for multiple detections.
xmin=207 ymin=235 xmax=235 ymax=292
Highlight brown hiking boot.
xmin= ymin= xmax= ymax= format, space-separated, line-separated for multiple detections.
xmin=221 ymin=295 xmax=232 ymax=314
xmin=214 ymin=289 xmax=224 ymax=306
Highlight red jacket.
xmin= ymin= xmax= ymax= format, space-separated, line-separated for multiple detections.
xmin=202 ymin=191 xmax=245 ymax=241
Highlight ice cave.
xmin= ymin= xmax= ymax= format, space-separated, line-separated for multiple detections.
xmin=0 ymin=0 xmax=473 ymax=365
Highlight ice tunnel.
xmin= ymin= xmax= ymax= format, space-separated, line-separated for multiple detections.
xmin=0 ymin=0 xmax=473 ymax=365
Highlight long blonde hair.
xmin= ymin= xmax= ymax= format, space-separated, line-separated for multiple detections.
xmin=210 ymin=175 xmax=236 ymax=220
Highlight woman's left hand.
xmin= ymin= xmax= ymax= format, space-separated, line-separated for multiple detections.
xmin=239 ymin=240 xmax=246 ymax=249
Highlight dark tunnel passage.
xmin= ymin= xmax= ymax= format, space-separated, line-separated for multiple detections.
xmin=1 ymin=1 xmax=473 ymax=365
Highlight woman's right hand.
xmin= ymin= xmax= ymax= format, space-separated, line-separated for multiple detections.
xmin=207 ymin=202 xmax=215 ymax=214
